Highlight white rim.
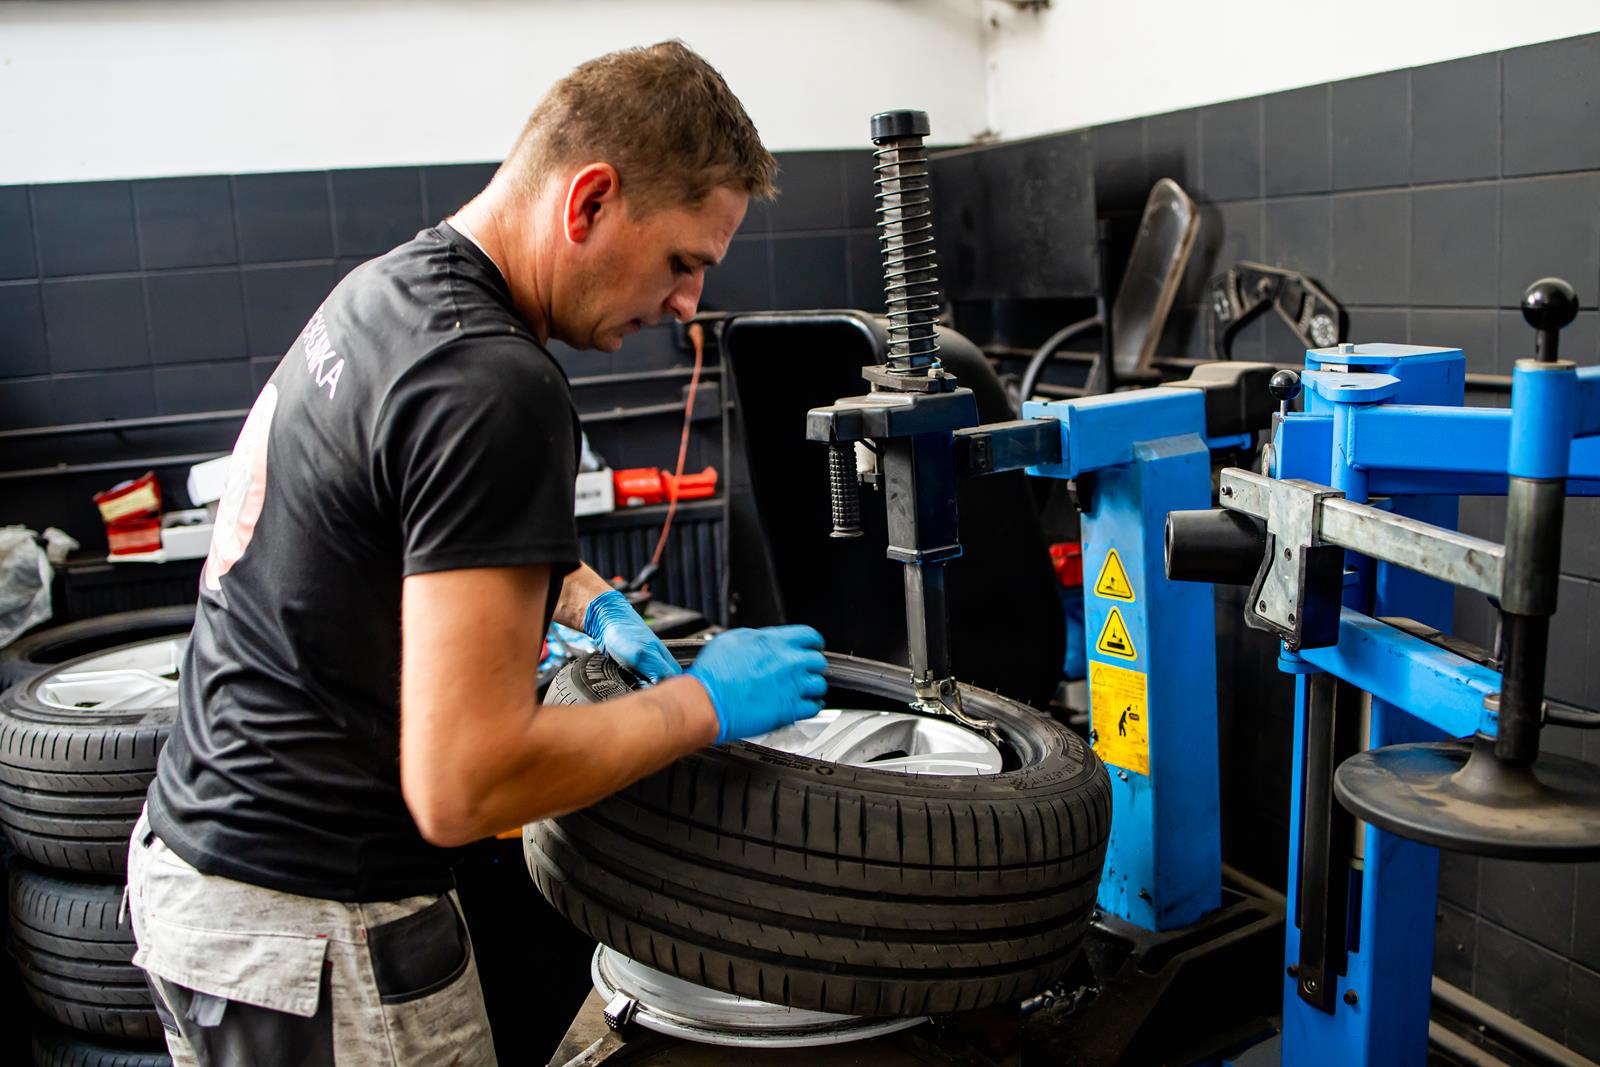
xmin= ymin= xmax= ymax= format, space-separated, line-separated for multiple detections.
xmin=591 ymin=946 xmax=925 ymax=1048
xmin=34 ymin=637 xmax=184 ymax=713
xmin=746 ymin=708 xmax=1003 ymax=775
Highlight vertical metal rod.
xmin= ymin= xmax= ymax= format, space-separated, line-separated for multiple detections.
xmin=902 ymin=562 xmax=954 ymax=687
xmin=1296 ymin=674 xmax=1359 ymax=1013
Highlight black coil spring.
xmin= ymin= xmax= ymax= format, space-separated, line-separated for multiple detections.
xmin=827 ymin=442 xmax=862 ymax=537
xmin=873 ymin=139 xmax=941 ymax=372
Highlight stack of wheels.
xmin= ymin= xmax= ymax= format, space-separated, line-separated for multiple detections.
xmin=527 ymin=645 xmax=1112 ymax=1019
xmin=0 ymin=607 xmax=191 ymax=1066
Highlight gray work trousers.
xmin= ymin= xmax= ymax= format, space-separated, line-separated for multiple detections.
xmin=126 ymin=809 xmax=497 ymax=1066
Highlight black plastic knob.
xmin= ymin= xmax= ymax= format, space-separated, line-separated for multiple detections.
xmin=871 ymin=110 xmax=930 ymax=143
xmin=1269 ymin=369 xmax=1303 ymax=403
xmin=1522 ymin=278 xmax=1579 ymax=361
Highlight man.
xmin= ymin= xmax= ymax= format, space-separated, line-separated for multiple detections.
xmin=127 ymin=41 xmax=828 ymax=1066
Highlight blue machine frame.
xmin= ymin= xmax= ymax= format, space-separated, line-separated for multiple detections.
xmin=1264 ymin=344 xmax=1600 ymax=1065
xmin=1020 ymin=388 xmax=1226 ymax=932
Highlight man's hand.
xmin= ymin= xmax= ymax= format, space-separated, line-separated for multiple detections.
xmin=687 ymin=626 xmax=828 ymax=743
xmin=584 ymin=589 xmax=681 ymax=682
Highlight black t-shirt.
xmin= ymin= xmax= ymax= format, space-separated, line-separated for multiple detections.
xmin=147 ymin=223 xmax=582 ymax=902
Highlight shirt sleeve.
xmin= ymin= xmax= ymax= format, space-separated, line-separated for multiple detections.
xmin=372 ymin=337 xmax=581 ymax=578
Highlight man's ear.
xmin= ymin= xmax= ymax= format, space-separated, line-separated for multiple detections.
xmin=563 ymin=163 xmax=620 ymax=244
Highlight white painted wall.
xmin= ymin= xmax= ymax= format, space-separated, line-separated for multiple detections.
xmin=981 ymin=0 xmax=1600 ymax=141
xmin=0 ymin=0 xmax=988 ymax=184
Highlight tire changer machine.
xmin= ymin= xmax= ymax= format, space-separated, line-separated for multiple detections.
xmin=800 ymin=109 xmax=1286 ymax=1064
xmin=804 ymin=108 xmax=1600 ymax=1065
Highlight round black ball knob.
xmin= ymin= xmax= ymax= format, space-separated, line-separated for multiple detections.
xmin=871 ymin=110 xmax=930 ymax=143
xmin=1522 ymin=278 xmax=1579 ymax=332
xmin=1269 ymin=369 xmax=1303 ymax=403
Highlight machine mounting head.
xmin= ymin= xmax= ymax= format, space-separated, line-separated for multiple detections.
xmin=871 ymin=110 xmax=930 ymax=143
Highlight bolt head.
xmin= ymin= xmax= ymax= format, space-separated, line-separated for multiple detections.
xmin=1344 ymin=990 xmax=1359 ymax=1006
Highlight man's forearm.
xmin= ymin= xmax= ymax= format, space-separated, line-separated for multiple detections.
xmin=552 ymin=562 xmax=614 ymax=631
xmin=427 ymin=674 xmax=718 ymax=844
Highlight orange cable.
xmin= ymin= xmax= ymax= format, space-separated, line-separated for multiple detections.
xmin=648 ymin=322 xmax=705 ymax=572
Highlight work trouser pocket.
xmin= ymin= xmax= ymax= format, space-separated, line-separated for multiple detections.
xmin=366 ymin=893 xmax=494 ymax=1064
xmin=366 ymin=893 xmax=470 ymax=1005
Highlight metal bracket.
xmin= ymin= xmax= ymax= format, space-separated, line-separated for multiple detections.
xmin=912 ymin=676 xmax=1001 ymax=747
xmin=1229 ymin=477 xmax=1346 ymax=650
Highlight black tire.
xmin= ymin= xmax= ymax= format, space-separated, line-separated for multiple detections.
xmin=527 ymin=647 xmax=1111 ymax=1017
xmin=31 ymin=1031 xmax=170 ymax=1067
xmin=10 ymin=864 xmax=138 ymax=965
xmin=0 ymin=638 xmax=179 ymax=875
xmin=9 ymin=865 xmax=161 ymax=1041
xmin=16 ymin=956 xmax=161 ymax=1041
xmin=1 ymin=606 xmax=194 ymax=688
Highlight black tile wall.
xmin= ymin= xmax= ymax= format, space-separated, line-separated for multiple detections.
xmin=42 ymin=277 xmax=149 ymax=372
xmin=1330 ymin=191 xmax=1410 ymax=306
xmin=699 ymin=235 xmax=772 ymax=313
xmin=768 ymin=152 xmax=847 ymax=232
xmin=422 ymin=163 xmax=498 ymax=222
xmin=1410 ymin=183 xmax=1500 ymax=308
xmin=1263 ymin=197 xmax=1330 ymax=280
xmin=0 ymin=283 xmax=48 ymax=378
xmin=134 ymin=177 xmax=237 ymax=270
xmin=155 ymin=360 xmax=253 ymax=414
xmin=1145 ymin=109 xmax=1200 ymax=193
xmin=1092 ymin=119 xmax=1147 ymax=211
xmin=1499 ymin=174 xmax=1600 ymax=309
xmin=1263 ymin=85 xmax=1330 ymax=196
xmin=769 ymin=235 xmax=850 ymax=310
xmin=1410 ymin=309 xmax=1496 ymax=373
xmin=53 ymin=369 xmax=156 ymax=423
xmin=331 ymin=168 xmax=426 ymax=257
xmin=1331 ymin=71 xmax=1410 ymax=191
xmin=1502 ymin=34 xmax=1600 ymax=177
xmin=1411 ymin=53 xmax=1499 ymax=185
xmin=146 ymin=269 xmax=247 ymax=364
xmin=1570 ymin=965 xmax=1600 ymax=1061
xmin=1434 ymin=902 xmax=1476 ymax=990
xmin=0 ymin=186 xmax=37 ymax=280
xmin=241 ymin=263 xmax=335 ymax=357
xmin=31 ymin=182 xmax=141 ymax=277
xmin=1475 ymin=922 xmax=1570 ymax=1041
xmin=1198 ymin=98 xmax=1262 ymax=202
xmin=233 ymin=172 xmax=333 ymax=263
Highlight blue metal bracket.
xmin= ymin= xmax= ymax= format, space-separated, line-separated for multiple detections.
xmin=1296 ymin=610 xmax=1499 ymax=737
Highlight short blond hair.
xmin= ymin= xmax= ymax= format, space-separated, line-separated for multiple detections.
xmin=503 ymin=40 xmax=778 ymax=215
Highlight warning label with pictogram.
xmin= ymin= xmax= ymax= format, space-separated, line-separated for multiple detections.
xmin=1094 ymin=549 xmax=1135 ymax=601
xmin=1090 ymin=661 xmax=1149 ymax=775
xmin=1095 ymin=608 xmax=1138 ymax=660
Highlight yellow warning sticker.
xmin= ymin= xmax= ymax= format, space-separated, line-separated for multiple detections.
xmin=1091 ymin=662 xmax=1149 ymax=775
xmin=1095 ymin=607 xmax=1138 ymax=660
xmin=1094 ymin=548 xmax=1135 ymax=601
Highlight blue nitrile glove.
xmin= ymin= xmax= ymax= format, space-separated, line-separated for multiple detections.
xmin=687 ymin=626 xmax=828 ymax=743
xmin=584 ymin=589 xmax=682 ymax=683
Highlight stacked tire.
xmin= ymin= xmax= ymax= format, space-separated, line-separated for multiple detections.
xmin=0 ymin=607 xmax=191 ymax=1066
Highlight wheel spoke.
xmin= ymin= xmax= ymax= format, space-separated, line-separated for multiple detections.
xmin=747 ymin=708 xmax=1001 ymax=777
xmin=33 ymin=638 xmax=183 ymax=714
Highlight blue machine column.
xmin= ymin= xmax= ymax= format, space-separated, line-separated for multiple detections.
xmin=1025 ymin=389 xmax=1223 ymax=931
xmin=1276 ymin=345 xmax=1462 ymax=1065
